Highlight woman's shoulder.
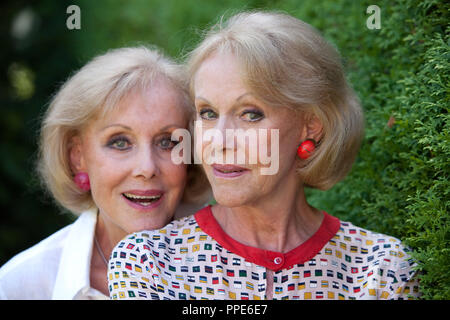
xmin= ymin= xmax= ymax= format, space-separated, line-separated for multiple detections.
xmin=335 ymin=220 xmax=409 ymax=252
xmin=0 ymin=210 xmax=97 ymax=299
xmin=0 ymin=222 xmax=71 ymax=299
xmin=334 ymin=220 xmax=420 ymax=298
xmin=334 ymin=220 xmax=417 ymax=276
xmin=116 ymin=208 xmax=207 ymax=253
xmin=0 ymin=210 xmax=97 ymax=273
xmin=133 ymin=214 xmax=198 ymax=239
xmin=0 ymin=223 xmax=71 ymax=276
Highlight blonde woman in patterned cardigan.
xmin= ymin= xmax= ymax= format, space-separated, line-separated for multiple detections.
xmin=0 ymin=47 xmax=210 ymax=299
xmin=108 ymin=11 xmax=420 ymax=300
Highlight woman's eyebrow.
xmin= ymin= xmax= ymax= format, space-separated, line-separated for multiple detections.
xmin=100 ymin=124 xmax=132 ymax=132
xmin=100 ymin=123 xmax=182 ymax=132
xmin=235 ymin=92 xmax=253 ymax=102
xmin=195 ymin=93 xmax=253 ymax=105
xmin=159 ymin=124 xmax=184 ymax=132
xmin=195 ymin=96 xmax=212 ymax=104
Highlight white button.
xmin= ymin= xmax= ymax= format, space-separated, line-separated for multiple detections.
xmin=274 ymin=257 xmax=283 ymax=265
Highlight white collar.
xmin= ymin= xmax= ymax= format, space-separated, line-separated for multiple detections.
xmin=52 ymin=208 xmax=105 ymax=299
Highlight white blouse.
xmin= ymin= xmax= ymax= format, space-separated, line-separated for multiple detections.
xmin=108 ymin=205 xmax=420 ymax=300
xmin=0 ymin=209 xmax=108 ymax=300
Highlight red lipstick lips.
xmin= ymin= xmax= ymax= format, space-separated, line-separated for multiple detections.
xmin=212 ymin=164 xmax=249 ymax=178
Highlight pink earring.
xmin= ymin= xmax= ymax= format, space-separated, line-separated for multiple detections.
xmin=74 ymin=172 xmax=90 ymax=191
xmin=297 ymin=139 xmax=316 ymax=159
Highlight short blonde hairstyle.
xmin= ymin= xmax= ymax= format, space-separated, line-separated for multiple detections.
xmin=38 ymin=46 xmax=210 ymax=215
xmin=187 ymin=11 xmax=364 ymax=190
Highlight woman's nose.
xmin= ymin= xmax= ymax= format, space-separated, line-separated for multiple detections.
xmin=212 ymin=117 xmax=238 ymax=150
xmin=132 ymin=145 xmax=160 ymax=180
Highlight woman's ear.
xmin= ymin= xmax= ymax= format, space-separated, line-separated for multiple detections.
xmin=301 ymin=112 xmax=324 ymax=143
xmin=69 ymin=136 xmax=86 ymax=174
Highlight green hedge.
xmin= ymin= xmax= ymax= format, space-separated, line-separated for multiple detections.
xmin=283 ymin=0 xmax=449 ymax=299
xmin=2 ymin=0 xmax=448 ymax=299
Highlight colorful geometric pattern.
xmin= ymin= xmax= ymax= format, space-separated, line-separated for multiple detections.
xmin=108 ymin=206 xmax=420 ymax=300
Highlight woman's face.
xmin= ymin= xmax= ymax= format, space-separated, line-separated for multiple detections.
xmin=193 ymin=52 xmax=308 ymax=207
xmin=71 ymin=80 xmax=188 ymax=238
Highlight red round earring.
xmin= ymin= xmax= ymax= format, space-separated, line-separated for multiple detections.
xmin=297 ymin=139 xmax=316 ymax=159
xmin=74 ymin=172 xmax=90 ymax=191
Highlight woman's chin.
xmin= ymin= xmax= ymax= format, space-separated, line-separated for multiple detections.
xmin=212 ymin=190 xmax=253 ymax=208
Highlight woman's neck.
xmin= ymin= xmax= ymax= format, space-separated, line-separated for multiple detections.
xmin=212 ymin=185 xmax=323 ymax=253
xmin=94 ymin=213 xmax=119 ymax=260
xmin=90 ymin=212 xmax=121 ymax=296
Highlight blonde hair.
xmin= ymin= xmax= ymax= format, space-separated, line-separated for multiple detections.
xmin=38 ymin=46 xmax=210 ymax=215
xmin=187 ymin=11 xmax=364 ymax=190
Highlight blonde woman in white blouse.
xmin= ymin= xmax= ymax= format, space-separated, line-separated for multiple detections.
xmin=0 ymin=47 xmax=210 ymax=299
xmin=108 ymin=12 xmax=420 ymax=300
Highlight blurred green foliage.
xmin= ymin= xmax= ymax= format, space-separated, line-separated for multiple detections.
xmin=0 ymin=0 xmax=448 ymax=299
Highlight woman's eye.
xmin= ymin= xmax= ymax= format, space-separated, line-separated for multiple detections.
xmin=106 ymin=136 xmax=131 ymax=150
xmin=158 ymin=137 xmax=179 ymax=150
xmin=199 ymin=108 xmax=218 ymax=120
xmin=241 ymin=109 xmax=264 ymax=122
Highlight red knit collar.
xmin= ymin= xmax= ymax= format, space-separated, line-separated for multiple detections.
xmin=195 ymin=205 xmax=340 ymax=271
